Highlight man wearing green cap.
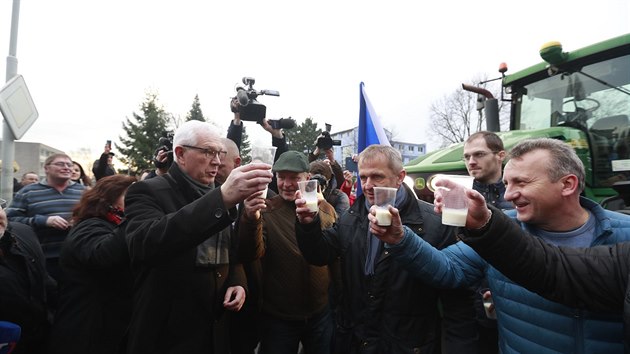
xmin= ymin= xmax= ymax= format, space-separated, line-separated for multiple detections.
xmin=238 ymin=150 xmax=338 ymax=354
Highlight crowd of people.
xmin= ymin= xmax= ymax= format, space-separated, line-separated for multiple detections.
xmin=2 ymin=101 xmax=630 ymax=354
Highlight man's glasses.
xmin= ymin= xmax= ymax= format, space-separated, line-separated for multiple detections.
xmin=182 ymin=145 xmax=228 ymax=160
xmin=462 ymin=151 xmax=498 ymax=161
xmin=49 ymin=162 xmax=74 ymax=168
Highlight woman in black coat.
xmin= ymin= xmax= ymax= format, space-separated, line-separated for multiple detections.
xmin=47 ymin=174 xmax=136 ymax=354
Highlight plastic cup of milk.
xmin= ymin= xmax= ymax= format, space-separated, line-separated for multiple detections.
xmin=250 ymin=146 xmax=277 ymax=198
xmin=373 ymin=186 xmax=398 ymax=226
xmin=479 ymin=287 xmax=496 ymax=320
xmin=429 ymin=174 xmax=474 ymax=227
xmin=298 ymin=180 xmax=319 ymax=212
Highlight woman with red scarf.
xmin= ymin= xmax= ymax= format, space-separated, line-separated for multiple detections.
xmin=47 ymin=174 xmax=136 ymax=354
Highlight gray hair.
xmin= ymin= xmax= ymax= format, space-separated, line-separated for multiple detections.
xmin=173 ymin=120 xmax=220 ymax=148
xmin=508 ymin=138 xmax=585 ymax=192
xmin=358 ymin=145 xmax=403 ymax=173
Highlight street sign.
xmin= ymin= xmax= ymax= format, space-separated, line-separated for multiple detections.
xmin=0 ymin=75 xmax=38 ymax=140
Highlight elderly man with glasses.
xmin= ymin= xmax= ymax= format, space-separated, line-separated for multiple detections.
xmin=7 ymin=153 xmax=86 ymax=282
xmin=123 ymin=120 xmax=273 ymax=354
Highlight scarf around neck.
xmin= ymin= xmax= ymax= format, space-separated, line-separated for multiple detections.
xmin=173 ymin=163 xmax=231 ymax=266
xmin=363 ymin=185 xmax=408 ymax=275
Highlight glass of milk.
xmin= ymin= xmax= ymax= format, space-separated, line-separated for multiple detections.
xmin=373 ymin=186 xmax=398 ymax=226
xmin=298 ymin=180 xmax=319 ymax=212
xmin=250 ymin=146 xmax=277 ymax=198
xmin=479 ymin=288 xmax=496 ymax=320
xmin=429 ymin=174 xmax=474 ymax=227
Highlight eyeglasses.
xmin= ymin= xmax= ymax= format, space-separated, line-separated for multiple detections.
xmin=462 ymin=151 xmax=498 ymax=161
xmin=182 ymin=145 xmax=228 ymax=160
xmin=49 ymin=162 xmax=74 ymax=168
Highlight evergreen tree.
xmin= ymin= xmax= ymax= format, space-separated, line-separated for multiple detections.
xmin=240 ymin=126 xmax=252 ymax=164
xmin=284 ymin=117 xmax=322 ymax=154
xmin=186 ymin=94 xmax=205 ymax=122
xmin=118 ymin=92 xmax=169 ymax=173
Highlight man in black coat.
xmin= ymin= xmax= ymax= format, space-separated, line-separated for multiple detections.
xmin=295 ymin=145 xmax=477 ymax=354
xmin=124 ymin=120 xmax=273 ymax=354
xmin=92 ymin=143 xmax=116 ymax=181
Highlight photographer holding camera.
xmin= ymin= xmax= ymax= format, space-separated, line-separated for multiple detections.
xmin=309 ymin=160 xmax=350 ymax=216
xmin=228 ymin=81 xmax=294 ymax=195
xmin=308 ymin=126 xmax=345 ymax=191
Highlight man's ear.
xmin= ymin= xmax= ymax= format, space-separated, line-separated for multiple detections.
xmin=497 ymin=150 xmax=507 ymax=161
xmin=397 ymin=169 xmax=407 ymax=187
xmin=174 ymin=146 xmax=185 ymax=163
xmin=560 ymin=174 xmax=580 ymax=196
xmin=234 ymin=157 xmax=242 ymax=168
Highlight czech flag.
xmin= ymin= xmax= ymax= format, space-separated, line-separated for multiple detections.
xmin=357 ymin=82 xmax=390 ymax=195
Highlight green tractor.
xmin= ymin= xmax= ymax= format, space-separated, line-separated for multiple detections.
xmin=406 ymin=33 xmax=630 ymax=210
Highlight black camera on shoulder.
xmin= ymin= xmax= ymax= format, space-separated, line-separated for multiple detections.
xmin=317 ymin=123 xmax=341 ymax=150
xmin=154 ymin=131 xmax=174 ymax=169
xmin=231 ymin=77 xmax=295 ymax=129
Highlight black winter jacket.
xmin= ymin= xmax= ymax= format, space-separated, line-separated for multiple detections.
xmin=0 ymin=222 xmax=53 ymax=354
xmin=296 ymin=184 xmax=477 ymax=354
xmin=124 ymin=163 xmax=246 ymax=354
xmin=48 ymin=217 xmax=131 ymax=354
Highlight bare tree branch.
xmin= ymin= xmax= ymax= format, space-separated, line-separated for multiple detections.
xmin=429 ymin=73 xmax=509 ymax=147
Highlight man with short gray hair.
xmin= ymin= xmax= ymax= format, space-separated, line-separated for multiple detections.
xmin=380 ymin=138 xmax=630 ymax=353
xmin=296 ymin=144 xmax=477 ymax=353
xmin=124 ymin=120 xmax=273 ymax=354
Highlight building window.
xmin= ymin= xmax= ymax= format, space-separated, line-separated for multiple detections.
xmin=408 ymin=145 xmax=414 ymax=152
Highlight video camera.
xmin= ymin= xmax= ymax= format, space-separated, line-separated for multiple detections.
xmin=316 ymin=123 xmax=341 ymax=150
xmin=231 ymin=77 xmax=295 ymax=130
xmin=154 ymin=131 xmax=174 ymax=169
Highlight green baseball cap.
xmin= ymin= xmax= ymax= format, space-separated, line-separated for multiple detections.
xmin=272 ymin=151 xmax=309 ymax=173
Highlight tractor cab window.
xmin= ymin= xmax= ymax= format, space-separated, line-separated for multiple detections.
xmin=515 ymin=54 xmax=630 ymax=188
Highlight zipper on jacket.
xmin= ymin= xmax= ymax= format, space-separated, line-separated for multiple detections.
xmin=573 ymin=308 xmax=584 ymax=354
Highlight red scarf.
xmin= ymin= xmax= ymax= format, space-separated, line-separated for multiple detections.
xmin=105 ymin=206 xmax=125 ymax=225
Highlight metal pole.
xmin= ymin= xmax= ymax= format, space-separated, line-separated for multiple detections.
xmin=2 ymin=0 xmax=20 ymax=204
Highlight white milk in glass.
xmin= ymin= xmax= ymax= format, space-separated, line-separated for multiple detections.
xmin=375 ymin=208 xmax=392 ymax=226
xmin=305 ymin=200 xmax=318 ymax=212
xmin=442 ymin=208 xmax=467 ymax=227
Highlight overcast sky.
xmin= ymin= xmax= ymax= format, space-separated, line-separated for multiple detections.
xmin=1 ymin=0 xmax=629 ymax=163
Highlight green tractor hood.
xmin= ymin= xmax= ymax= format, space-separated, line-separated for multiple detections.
xmin=405 ymin=127 xmax=592 ymax=201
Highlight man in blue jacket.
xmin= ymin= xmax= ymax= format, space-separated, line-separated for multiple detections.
xmin=372 ymin=138 xmax=630 ymax=353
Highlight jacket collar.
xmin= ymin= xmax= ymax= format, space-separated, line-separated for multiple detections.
xmin=514 ymin=196 xmax=612 ymax=239
xmin=166 ymin=163 xmax=211 ymax=202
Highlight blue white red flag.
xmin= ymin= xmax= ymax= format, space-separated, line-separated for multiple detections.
xmin=356 ymin=82 xmax=390 ymax=195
